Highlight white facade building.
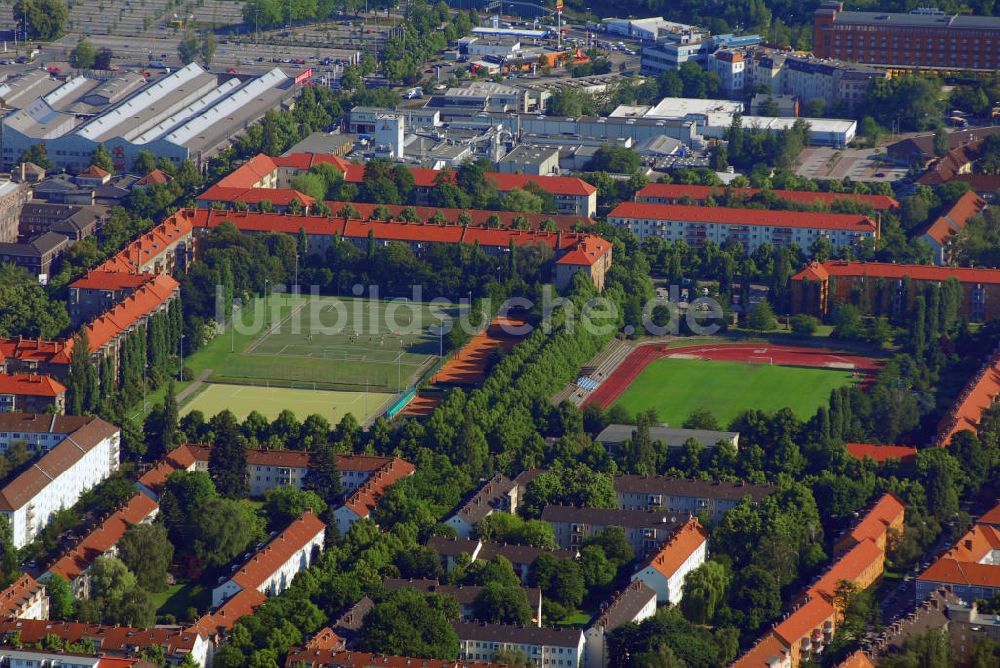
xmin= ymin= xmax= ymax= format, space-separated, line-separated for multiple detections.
xmin=212 ymin=511 xmax=325 ymax=608
xmin=631 ymin=518 xmax=709 ymax=604
xmin=584 ymin=582 xmax=657 ymax=668
xmin=454 ymin=622 xmax=585 ymax=668
xmin=0 ymin=415 xmax=119 ymax=548
xmin=608 ymin=201 xmax=877 ymax=253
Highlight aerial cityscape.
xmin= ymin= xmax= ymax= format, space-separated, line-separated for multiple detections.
xmin=0 ymin=0 xmax=998 ymax=666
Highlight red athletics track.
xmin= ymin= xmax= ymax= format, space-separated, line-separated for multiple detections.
xmin=582 ymin=343 xmax=881 ymax=410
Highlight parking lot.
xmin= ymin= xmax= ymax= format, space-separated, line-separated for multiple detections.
xmin=796 ymin=147 xmax=909 ymax=183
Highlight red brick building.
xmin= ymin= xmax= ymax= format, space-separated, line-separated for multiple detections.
xmin=814 ymin=2 xmax=1000 ymax=71
xmin=791 ymin=260 xmax=1000 ymax=322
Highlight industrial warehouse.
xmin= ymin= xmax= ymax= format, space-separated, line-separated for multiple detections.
xmin=0 ymin=64 xmax=301 ymax=173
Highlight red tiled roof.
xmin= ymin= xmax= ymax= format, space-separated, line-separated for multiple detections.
xmin=981 ymin=501 xmax=1000 ymax=527
xmin=137 ymin=443 xmax=200 ymax=494
xmin=96 ymin=212 xmax=193 ymax=274
xmin=848 ymin=493 xmax=905 ymax=545
xmin=284 ymin=649 xmax=510 ymax=668
xmin=304 ymin=627 xmax=345 ymax=651
xmin=0 ymin=374 xmax=66 ymax=397
xmin=0 ymin=573 xmax=44 ymax=618
xmin=215 ymin=154 xmax=279 ymax=189
xmin=636 ymin=517 xmax=708 ymax=580
xmin=792 ymin=260 xmax=1000 ymax=285
xmin=163 ymin=443 xmax=393 ymax=474
xmin=835 ymin=650 xmax=876 ymax=668
xmin=918 ymin=524 xmax=1000 ymax=589
xmin=342 ymin=457 xmax=415 ymax=518
xmin=0 ymin=619 xmax=205 ymax=657
xmin=555 ymin=235 xmax=611 ymax=266
xmin=0 ymin=338 xmax=74 ymax=365
xmin=69 ymin=270 xmax=155 ymax=292
xmin=47 ymin=492 xmax=159 ymax=582
xmin=938 ymin=354 xmax=1000 ymax=446
xmin=230 ymin=511 xmax=325 ymax=591
xmin=78 ymin=165 xmax=110 ymax=179
xmin=190 ymin=209 xmax=608 ymax=256
xmin=730 ymin=633 xmax=790 ymax=668
xmin=918 ymin=191 xmax=987 ymax=246
xmin=82 ymin=274 xmax=179 ymax=352
xmin=956 ymin=173 xmax=1000 ymax=192
xmin=189 ymin=588 xmax=267 ymax=635
xmin=846 ymin=443 xmax=918 ymax=463
xmin=272 ymin=153 xmax=351 ymax=172
xmin=608 ymin=202 xmax=877 ymax=232
xmin=635 ymin=183 xmax=900 ymax=210
xmin=198 ymin=186 xmax=316 ymax=207
xmin=771 ymin=595 xmax=836 ymax=647
xmin=808 ymin=538 xmax=884 ymax=600
xmin=134 ymin=169 xmax=172 ymax=187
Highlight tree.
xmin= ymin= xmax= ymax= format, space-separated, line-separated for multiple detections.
xmin=15 ymin=0 xmax=68 ymax=40
xmin=200 ymin=33 xmax=218 ymax=66
xmin=303 ymin=443 xmax=344 ymax=507
xmin=747 ymin=299 xmax=777 ymax=332
xmin=70 ymin=38 xmax=96 ymax=70
xmin=178 ymin=31 xmax=200 ymax=65
xmin=0 ymin=515 xmax=17 ymax=587
xmin=209 ymin=410 xmax=248 ymax=498
xmin=91 ymin=145 xmax=114 ymax=174
xmin=66 ymin=330 xmax=97 ymax=416
xmin=790 ymin=314 xmax=818 ymax=336
xmin=87 ymin=557 xmax=139 ymax=617
xmin=117 ymin=523 xmax=174 ymax=592
xmin=45 ymin=573 xmax=74 ymax=620
xmin=683 ymin=408 xmax=719 ymax=430
xmin=472 ymin=582 xmax=533 ymax=625
xmin=680 ymin=561 xmax=731 ymax=624
xmin=263 ymin=486 xmax=327 ymax=529
xmin=94 ymin=48 xmax=113 ymax=70
xmin=934 ymin=126 xmax=949 ymax=157
xmin=189 ymin=497 xmax=265 ymax=569
xmin=359 ymin=590 xmax=461 ymax=659
xmin=586 ymin=145 xmax=641 ymax=174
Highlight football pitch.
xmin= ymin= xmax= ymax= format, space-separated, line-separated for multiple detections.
xmin=611 ymin=358 xmax=858 ymax=427
xmin=203 ymin=294 xmax=449 ymax=392
xmin=181 ymin=384 xmax=394 ymax=422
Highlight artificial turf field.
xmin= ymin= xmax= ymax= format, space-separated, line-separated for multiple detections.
xmin=611 ymin=358 xmax=858 ymax=427
xmin=181 ymin=383 xmax=395 ymax=422
xmin=205 ymin=293 xmax=448 ymax=392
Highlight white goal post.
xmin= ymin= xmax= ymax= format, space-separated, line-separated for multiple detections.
xmin=747 ymin=356 xmax=773 ymax=366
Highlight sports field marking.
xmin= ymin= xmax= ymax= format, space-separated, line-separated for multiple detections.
xmin=244 ymin=299 xmax=309 ymax=355
xmin=611 ymin=358 xmax=857 ymax=426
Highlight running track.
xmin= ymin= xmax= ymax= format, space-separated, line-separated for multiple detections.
xmin=582 ymin=343 xmax=881 ymax=410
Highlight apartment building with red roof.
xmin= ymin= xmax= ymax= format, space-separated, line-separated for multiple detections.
xmin=917 ymin=191 xmax=987 ymax=265
xmin=0 ymin=574 xmax=48 ymax=620
xmin=334 ymin=457 xmax=415 ymax=534
xmin=284 ymin=649 xmax=509 ymax=668
xmin=325 ymin=201 xmax=594 ymax=231
xmin=94 ymin=211 xmax=193 ymax=276
xmin=935 ymin=349 xmax=1000 ymax=447
xmin=0 ymin=414 xmax=120 ymax=548
xmin=211 ymin=511 xmax=326 ymax=608
xmin=834 ymin=492 xmax=906 ymax=557
xmin=0 ymin=619 xmax=211 ymax=667
xmin=729 ymin=633 xmax=792 ymax=668
xmin=634 ymin=183 xmax=900 ymax=212
xmin=0 ymin=338 xmax=74 ymax=377
xmin=791 ymin=260 xmax=1000 ymax=321
xmin=608 ymin=202 xmax=878 ymax=253
xmin=45 ymin=492 xmax=159 ymax=597
xmin=630 ymin=517 xmax=709 ymax=604
xmin=67 ymin=271 xmax=158 ymax=327
xmin=0 ymin=373 xmax=66 ymax=413
xmin=834 ymin=651 xmax=877 ymax=668
xmin=917 ymin=523 xmax=1000 ymax=603
xmin=190 ymin=208 xmax=613 ymax=290
xmin=197 ymin=152 xmax=598 ymax=216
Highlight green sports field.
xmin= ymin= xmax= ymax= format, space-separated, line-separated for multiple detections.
xmin=611 ymin=358 xmax=857 ymax=427
xmin=201 ymin=294 xmax=448 ymax=392
xmin=181 ymin=383 xmax=395 ymax=422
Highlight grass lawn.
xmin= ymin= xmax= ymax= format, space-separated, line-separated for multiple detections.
xmin=182 ymin=383 xmax=395 ymax=422
xmin=612 ymin=358 xmax=858 ymax=426
xmin=151 ymin=582 xmax=211 ymax=620
xmin=555 ymin=610 xmax=592 ymax=627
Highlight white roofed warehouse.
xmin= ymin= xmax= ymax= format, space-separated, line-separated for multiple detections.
xmin=0 ymin=65 xmax=299 ymax=173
